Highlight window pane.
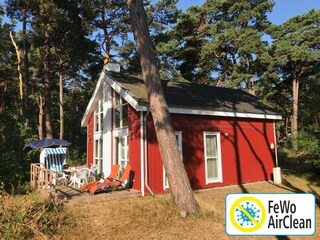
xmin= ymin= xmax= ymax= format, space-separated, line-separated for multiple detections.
xmin=207 ymin=158 xmax=218 ymax=180
xmin=206 ymin=135 xmax=217 ymax=158
xmin=100 ymin=112 xmax=103 ymax=131
xmin=99 ymin=99 xmax=103 ymax=112
xmin=114 ymin=107 xmax=120 ymax=128
xmin=95 ymin=140 xmax=98 ymax=158
xmin=120 ymin=138 xmax=125 ymax=159
xmin=99 ymin=140 xmax=103 ymax=158
xmin=122 ymin=104 xmax=128 ymax=127
xmin=95 ymin=113 xmax=99 ymax=132
xmin=115 ymin=92 xmax=120 ymax=106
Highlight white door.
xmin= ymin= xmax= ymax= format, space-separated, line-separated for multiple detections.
xmin=115 ymin=135 xmax=129 ymax=176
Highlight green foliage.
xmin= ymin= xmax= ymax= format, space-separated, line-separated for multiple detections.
xmin=170 ymin=0 xmax=274 ymax=87
xmin=297 ymin=127 xmax=320 ymax=170
xmin=0 ymin=191 xmax=64 ymax=239
xmin=0 ymin=0 xmax=319 ymax=188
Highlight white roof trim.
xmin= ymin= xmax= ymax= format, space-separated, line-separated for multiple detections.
xmin=81 ymin=71 xmax=105 ymax=127
xmin=82 ymin=70 xmax=282 ymax=127
xmin=105 ymin=74 xmax=147 ymax=112
xmin=167 ymin=107 xmax=282 ymax=120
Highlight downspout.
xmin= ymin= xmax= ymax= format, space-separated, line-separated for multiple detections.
xmin=273 ymin=121 xmax=279 ymax=167
xmin=144 ymin=110 xmax=155 ymax=196
xmin=140 ymin=111 xmax=145 ymax=196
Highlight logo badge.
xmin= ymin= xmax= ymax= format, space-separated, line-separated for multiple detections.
xmin=226 ymin=193 xmax=315 ymax=236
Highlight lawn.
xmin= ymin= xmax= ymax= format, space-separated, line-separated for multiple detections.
xmin=55 ymin=171 xmax=320 ymax=240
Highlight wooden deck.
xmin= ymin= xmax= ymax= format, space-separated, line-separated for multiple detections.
xmin=53 ymin=185 xmax=141 ymax=206
xmin=30 ymin=163 xmax=141 ymax=205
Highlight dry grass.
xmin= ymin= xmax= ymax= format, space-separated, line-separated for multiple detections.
xmin=55 ymin=173 xmax=320 ymax=240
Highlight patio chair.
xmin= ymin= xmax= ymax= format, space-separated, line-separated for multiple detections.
xmin=88 ymin=164 xmax=97 ymax=181
xmin=51 ymin=169 xmax=68 ymax=186
xmin=80 ymin=164 xmax=120 ymax=191
xmin=91 ymin=164 xmax=131 ymax=194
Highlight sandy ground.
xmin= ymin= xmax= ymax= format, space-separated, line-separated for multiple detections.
xmin=56 ymin=173 xmax=320 ymax=240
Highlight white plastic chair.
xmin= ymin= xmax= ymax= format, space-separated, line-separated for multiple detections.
xmin=88 ymin=164 xmax=97 ymax=182
xmin=75 ymin=168 xmax=90 ymax=187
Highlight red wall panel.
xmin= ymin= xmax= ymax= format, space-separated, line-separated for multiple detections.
xmin=128 ymin=106 xmax=141 ymax=191
xmin=87 ymin=113 xmax=94 ymax=167
xmin=146 ymin=114 xmax=276 ymax=194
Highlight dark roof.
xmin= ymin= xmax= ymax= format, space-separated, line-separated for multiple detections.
xmin=108 ymin=72 xmax=280 ymax=116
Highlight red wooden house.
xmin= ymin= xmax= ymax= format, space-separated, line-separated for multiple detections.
xmin=81 ymin=64 xmax=282 ymax=195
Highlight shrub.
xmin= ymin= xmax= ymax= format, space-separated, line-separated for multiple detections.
xmin=0 ymin=189 xmax=64 ymax=239
xmin=297 ymin=128 xmax=320 ymax=171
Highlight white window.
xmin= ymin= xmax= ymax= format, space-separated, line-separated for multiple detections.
xmin=204 ymin=132 xmax=222 ymax=184
xmin=114 ymin=135 xmax=129 ymax=177
xmin=164 ymin=132 xmax=182 ymax=189
xmin=94 ymin=138 xmax=103 ymax=174
xmin=94 ymin=98 xmax=103 ymax=132
xmin=114 ymin=91 xmax=128 ymax=129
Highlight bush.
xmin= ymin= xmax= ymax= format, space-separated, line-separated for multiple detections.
xmin=297 ymin=128 xmax=320 ymax=171
xmin=0 ymin=189 xmax=64 ymax=239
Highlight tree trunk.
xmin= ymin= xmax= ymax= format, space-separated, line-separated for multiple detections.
xmin=22 ymin=7 xmax=30 ymax=127
xmin=38 ymin=95 xmax=44 ymax=140
xmin=59 ymin=58 xmax=64 ymax=140
xmin=9 ymin=31 xmax=23 ymax=101
xmin=43 ymin=30 xmax=53 ymax=139
xmin=127 ymin=0 xmax=200 ymax=217
xmin=292 ymin=78 xmax=299 ymax=149
xmin=248 ymin=77 xmax=256 ymax=96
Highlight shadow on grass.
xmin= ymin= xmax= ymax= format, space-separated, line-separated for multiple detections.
xmin=269 ymin=178 xmax=320 ymax=209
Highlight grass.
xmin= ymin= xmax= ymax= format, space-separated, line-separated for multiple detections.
xmin=55 ymin=173 xmax=320 ymax=240
xmin=2 ymin=172 xmax=320 ymax=239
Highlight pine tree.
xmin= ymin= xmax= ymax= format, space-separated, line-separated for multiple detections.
xmin=128 ymin=0 xmax=200 ymax=217
xmin=264 ymin=9 xmax=320 ymax=147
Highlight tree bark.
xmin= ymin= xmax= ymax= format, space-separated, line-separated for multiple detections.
xmin=9 ymin=31 xmax=23 ymax=101
xmin=248 ymin=77 xmax=256 ymax=96
xmin=127 ymin=0 xmax=200 ymax=216
xmin=59 ymin=58 xmax=64 ymax=140
xmin=43 ymin=30 xmax=53 ymax=139
xmin=292 ymin=78 xmax=299 ymax=149
xmin=38 ymin=95 xmax=44 ymax=140
xmin=22 ymin=7 xmax=30 ymax=127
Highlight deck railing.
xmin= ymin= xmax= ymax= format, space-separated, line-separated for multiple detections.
xmin=30 ymin=163 xmax=58 ymax=190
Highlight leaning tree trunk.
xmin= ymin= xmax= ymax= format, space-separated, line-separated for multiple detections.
xmin=292 ymin=78 xmax=299 ymax=150
xmin=127 ymin=0 xmax=200 ymax=217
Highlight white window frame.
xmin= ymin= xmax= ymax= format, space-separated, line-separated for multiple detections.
xmin=113 ymin=91 xmax=128 ymax=129
xmin=163 ymin=131 xmax=183 ymax=190
xmin=204 ymin=132 xmax=223 ymax=184
xmin=94 ymin=137 xmax=103 ymax=174
xmin=94 ymin=98 xmax=103 ymax=132
xmin=94 ymin=97 xmax=104 ymax=174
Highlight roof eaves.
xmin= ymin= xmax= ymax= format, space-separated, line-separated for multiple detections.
xmin=168 ymin=107 xmax=282 ymax=120
xmin=105 ymin=72 xmax=148 ymax=112
xmin=81 ymin=71 xmax=105 ymax=127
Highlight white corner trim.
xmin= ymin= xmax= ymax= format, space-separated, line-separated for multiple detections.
xmin=81 ymin=71 xmax=106 ymax=127
xmin=140 ymin=111 xmax=145 ymax=196
xmin=273 ymin=121 xmax=279 ymax=167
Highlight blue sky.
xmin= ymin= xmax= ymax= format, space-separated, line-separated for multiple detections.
xmin=176 ymin=0 xmax=320 ymax=24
